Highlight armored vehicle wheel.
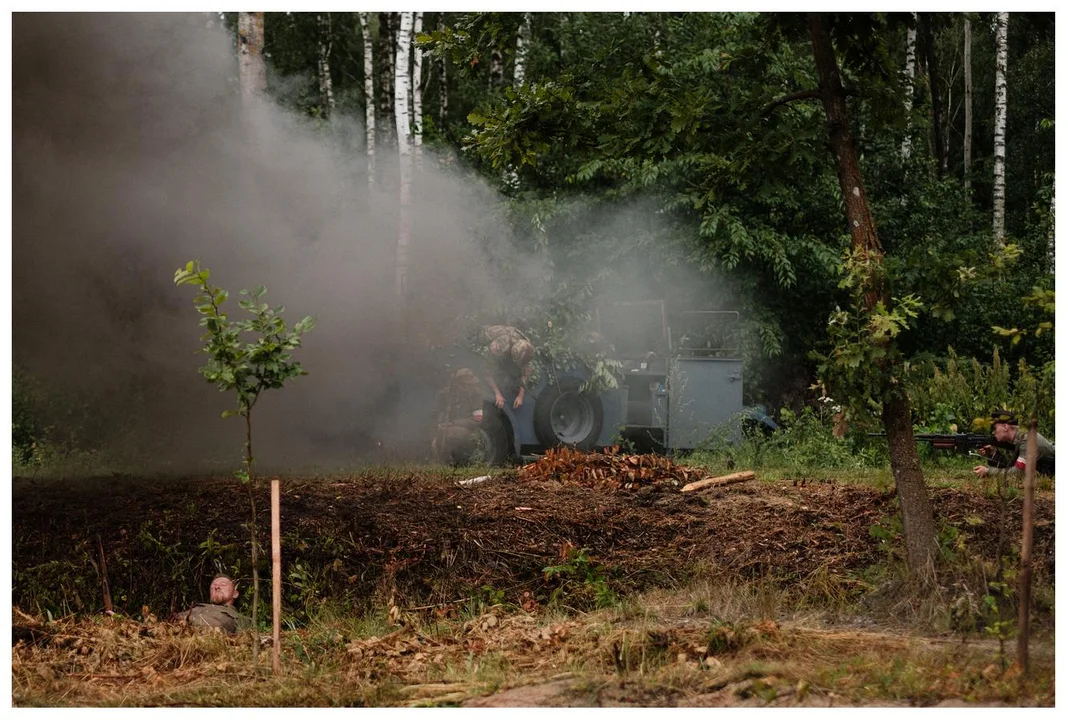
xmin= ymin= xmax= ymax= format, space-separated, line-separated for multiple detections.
xmin=533 ymin=376 xmax=604 ymax=450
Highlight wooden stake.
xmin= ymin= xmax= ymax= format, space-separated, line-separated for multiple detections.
xmin=271 ymin=477 xmax=282 ymax=675
xmin=681 ymin=471 xmax=755 ymax=493
xmin=1016 ymin=418 xmax=1037 ymax=674
xmin=97 ymin=534 xmax=113 ymax=615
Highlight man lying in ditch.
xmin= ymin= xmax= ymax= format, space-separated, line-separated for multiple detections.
xmin=177 ymin=575 xmax=252 ymax=634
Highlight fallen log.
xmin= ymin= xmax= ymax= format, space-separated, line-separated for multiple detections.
xmin=680 ymin=471 xmax=755 ymax=493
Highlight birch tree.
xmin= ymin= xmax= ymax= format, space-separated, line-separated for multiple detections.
xmin=993 ymin=12 xmax=1009 ymax=244
xmin=439 ymin=18 xmax=449 ymax=128
xmin=237 ymin=12 xmax=267 ymax=105
xmin=514 ymin=12 xmax=532 ymax=87
xmin=394 ymin=12 xmax=414 ymax=321
xmin=963 ymin=16 xmax=973 ymax=191
xmin=901 ymin=14 xmax=917 ymax=159
xmin=359 ymin=12 xmax=376 ymax=187
xmin=316 ymin=13 xmax=335 ymax=120
xmin=412 ymin=12 xmax=424 ymax=155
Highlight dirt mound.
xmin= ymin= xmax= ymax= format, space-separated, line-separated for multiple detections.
xmin=11 ymin=469 xmax=1056 ymax=622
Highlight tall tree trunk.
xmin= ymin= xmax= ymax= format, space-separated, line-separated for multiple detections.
xmin=395 ymin=12 xmax=414 ymax=329
xmin=316 ymin=13 xmax=335 ymax=120
xmin=439 ymin=18 xmax=449 ymax=129
xmin=237 ymin=12 xmax=267 ymax=106
xmin=359 ymin=12 xmax=376 ymax=188
xmin=514 ymin=12 xmax=532 ymax=87
xmin=918 ymin=13 xmax=947 ymax=176
xmin=963 ymin=16 xmax=973 ymax=192
xmin=993 ymin=12 xmax=1009 ymax=244
xmin=412 ymin=12 xmax=424 ymax=156
xmin=901 ymin=14 xmax=917 ymax=159
xmin=378 ymin=12 xmax=396 ymax=148
xmin=808 ymin=13 xmax=938 ymax=583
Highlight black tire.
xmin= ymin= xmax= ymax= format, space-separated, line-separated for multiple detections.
xmin=478 ymin=405 xmax=511 ymax=466
xmin=533 ymin=376 xmax=604 ymax=450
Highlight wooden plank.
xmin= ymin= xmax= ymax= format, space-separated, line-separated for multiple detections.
xmin=680 ymin=471 xmax=755 ymax=493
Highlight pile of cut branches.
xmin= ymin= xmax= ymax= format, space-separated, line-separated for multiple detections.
xmin=518 ymin=446 xmax=704 ymax=491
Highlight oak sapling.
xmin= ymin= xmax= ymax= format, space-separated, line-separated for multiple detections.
xmin=174 ymin=260 xmax=313 ymax=666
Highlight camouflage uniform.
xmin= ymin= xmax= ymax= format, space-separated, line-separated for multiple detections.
xmin=480 ymin=325 xmax=535 ymax=399
xmin=432 ymin=368 xmax=485 ymax=463
xmin=183 ymin=603 xmax=251 ymax=633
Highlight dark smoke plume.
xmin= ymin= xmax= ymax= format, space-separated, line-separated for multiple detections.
xmin=13 ymin=13 xmax=533 ymax=472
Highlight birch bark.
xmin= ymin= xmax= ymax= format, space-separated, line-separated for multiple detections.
xmin=901 ymin=14 xmax=917 ymax=159
xmin=395 ymin=12 xmax=414 ymax=321
xmin=412 ymin=12 xmax=424 ymax=155
xmin=514 ymin=13 xmax=532 ymax=87
xmin=237 ymin=12 xmax=267 ymax=106
xmin=993 ymin=12 xmax=1009 ymax=244
xmin=439 ymin=18 xmax=449 ymax=128
xmin=359 ymin=12 xmax=376 ymax=187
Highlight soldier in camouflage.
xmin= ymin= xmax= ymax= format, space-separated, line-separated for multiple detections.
xmin=480 ymin=325 xmax=535 ymax=410
xmin=431 ymin=367 xmax=485 ymax=464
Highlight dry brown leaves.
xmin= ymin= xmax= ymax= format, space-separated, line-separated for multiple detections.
xmin=518 ymin=446 xmax=705 ymax=491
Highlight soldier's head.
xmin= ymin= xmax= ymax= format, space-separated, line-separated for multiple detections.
xmin=209 ymin=575 xmax=239 ymax=606
xmin=511 ymin=339 xmax=535 ymax=368
xmin=991 ymin=410 xmax=1019 ymax=443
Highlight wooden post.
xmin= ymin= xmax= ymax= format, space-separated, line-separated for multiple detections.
xmin=271 ymin=477 xmax=282 ymax=675
xmin=1015 ymin=418 xmax=1037 ymax=674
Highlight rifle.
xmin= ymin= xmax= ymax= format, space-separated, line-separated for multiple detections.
xmin=868 ymin=432 xmax=1012 ymax=464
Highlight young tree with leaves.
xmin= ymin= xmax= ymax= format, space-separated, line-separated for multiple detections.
xmin=173 ymin=261 xmax=314 ymax=669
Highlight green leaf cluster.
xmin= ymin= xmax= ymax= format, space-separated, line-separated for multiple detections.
xmin=173 ymin=260 xmax=315 ymax=419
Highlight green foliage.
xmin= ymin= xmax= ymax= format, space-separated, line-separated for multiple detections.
xmin=904 ymin=348 xmax=1054 ymax=438
xmin=691 ymin=403 xmax=888 ymax=475
xmin=173 ymin=260 xmax=314 ymax=424
xmin=543 ymin=547 xmax=619 ymax=610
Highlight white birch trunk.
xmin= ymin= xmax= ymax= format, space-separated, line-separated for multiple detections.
xmin=237 ymin=12 xmax=267 ymax=106
xmin=412 ymin=12 xmax=424 ymax=154
xmin=901 ymin=14 xmax=917 ymax=159
xmin=316 ymin=13 xmax=335 ymax=120
xmin=359 ymin=12 xmax=376 ymax=188
xmin=514 ymin=12 xmax=532 ymax=87
xmin=395 ymin=12 xmax=414 ymax=320
xmin=993 ymin=12 xmax=1009 ymax=244
xmin=963 ymin=17 xmax=972 ymax=191
xmin=439 ymin=19 xmax=448 ymax=128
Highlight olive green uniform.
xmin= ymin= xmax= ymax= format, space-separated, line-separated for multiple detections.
xmin=183 ymin=603 xmax=251 ymax=633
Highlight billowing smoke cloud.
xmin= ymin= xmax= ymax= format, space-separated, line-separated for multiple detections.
xmin=13 ymin=13 xmax=542 ymax=471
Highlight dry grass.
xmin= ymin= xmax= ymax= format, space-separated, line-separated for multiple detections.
xmin=14 ymin=573 xmax=1053 ymax=708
